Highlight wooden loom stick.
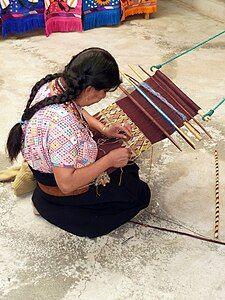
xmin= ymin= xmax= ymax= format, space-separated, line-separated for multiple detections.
xmin=125 ymin=74 xmax=196 ymax=150
xmin=128 ymin=69 xmax=202 ymax=141
xmin=138 ymin=65 xmax=212 ymax=139
xmin=214 ymin=150 xmax=220 ymax=239
xmin=119 ymin=85 xmax=182 ymax=151
xmin=128 ymin=65 xmax=202 ymax=141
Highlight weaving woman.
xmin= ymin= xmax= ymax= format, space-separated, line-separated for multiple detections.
xmin=6 ymin=47 xmax=150 ymax=238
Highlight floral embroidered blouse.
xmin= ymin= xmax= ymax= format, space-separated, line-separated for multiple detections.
xmin=21 ymin=83 xmax=98 ymax=173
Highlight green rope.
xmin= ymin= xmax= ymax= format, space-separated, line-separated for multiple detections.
xmin=150 ymin=29 xmax=225 ymax=71
xmin=202 ymin=98 xmax=225 ymax=121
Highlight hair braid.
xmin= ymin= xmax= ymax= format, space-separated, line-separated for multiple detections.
xmin=22 ymin=87 xmax=82 ymax=121
xmin=25 ymin=73 xmax=62 ymax=112
xmin=22 ymin=94 xmax=68 ymax=121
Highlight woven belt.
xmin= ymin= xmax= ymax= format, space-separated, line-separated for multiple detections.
xmin=38 ymin=182 xmax=89 ymax=197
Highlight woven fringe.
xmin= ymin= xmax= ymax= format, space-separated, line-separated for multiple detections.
xmin=2 ymin=15 xmax=45 ymax=38
xmin=121 ymin=6 xmax=157 ymax=21
xmin=45 ymin=18 xmax=83 ymax=36
xmin=83 ymin=9 xmax=121 ymax=31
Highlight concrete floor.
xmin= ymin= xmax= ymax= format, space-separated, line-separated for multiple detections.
xmin=180 ymin=0 xmax=225 ymax=23
xmin=1 ymin=0 xmax=225 ymax=299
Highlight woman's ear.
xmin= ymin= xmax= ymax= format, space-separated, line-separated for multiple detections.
xmin=85 ymin=86 xmax=94 ymax=93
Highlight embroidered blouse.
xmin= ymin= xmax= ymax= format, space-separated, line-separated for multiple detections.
xmin=21 ymin=83 xmax=98 ymax=173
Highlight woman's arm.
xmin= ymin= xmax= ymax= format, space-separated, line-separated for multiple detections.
xmin=82 ymin=109 xmax=105 ymax=134
xmin=53 ymin=148 xmax=130 ymax=194
xmin=82 ymin=109 xmax=132 ymax=138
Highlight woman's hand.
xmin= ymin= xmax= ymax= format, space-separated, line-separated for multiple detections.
xmin=107 ymin=148 xmax=130 ymax=168
xmin=101 ymin=121 xmax=132 ymax=140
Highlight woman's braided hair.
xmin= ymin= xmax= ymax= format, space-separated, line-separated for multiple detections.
xmin=7 ymin=47 xmax=121 ymax=161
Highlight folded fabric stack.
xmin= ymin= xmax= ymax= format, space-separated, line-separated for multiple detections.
xmin=45 ymin=0 xmax=82 ymax=36
xmin=0 ymin=0 xmax=157 ymax=37
xmin=83 ymin=0 xmax=121 ymax=30
xmin=120 ymin=0 xmax=157 ymax=21
xmin=0 ymin=0 xmax=45 ymax=37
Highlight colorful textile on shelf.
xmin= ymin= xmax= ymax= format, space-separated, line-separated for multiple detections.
xmin=44 ymin=0 xmax=82 ymax=36
xmin=120 ymin=0 xmax=157 ymax=21
xmin=0 ymin=0 xmax=45 ymax=37
xmin=83 ymin=0 xmax=121 ymax=30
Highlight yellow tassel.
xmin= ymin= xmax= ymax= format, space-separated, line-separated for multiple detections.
xmin=0 ymin=166 xmax=21 ymax=182
xmin=11 ymin=162 xmax=36 ymax=196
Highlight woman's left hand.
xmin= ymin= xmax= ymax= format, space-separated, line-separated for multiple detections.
xmin=101 ymin=122 xmax=132 ymax=140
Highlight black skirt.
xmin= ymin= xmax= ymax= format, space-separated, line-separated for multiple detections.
xmin=32 ymin=163 xmax=151 ymax=238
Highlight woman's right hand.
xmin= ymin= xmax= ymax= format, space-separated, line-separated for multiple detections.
xmin=107 ymin=148 xmax=130 ymax=168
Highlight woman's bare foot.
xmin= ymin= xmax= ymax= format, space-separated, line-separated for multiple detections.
xmin=32 ymin=203 xmax=40 ymax=215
